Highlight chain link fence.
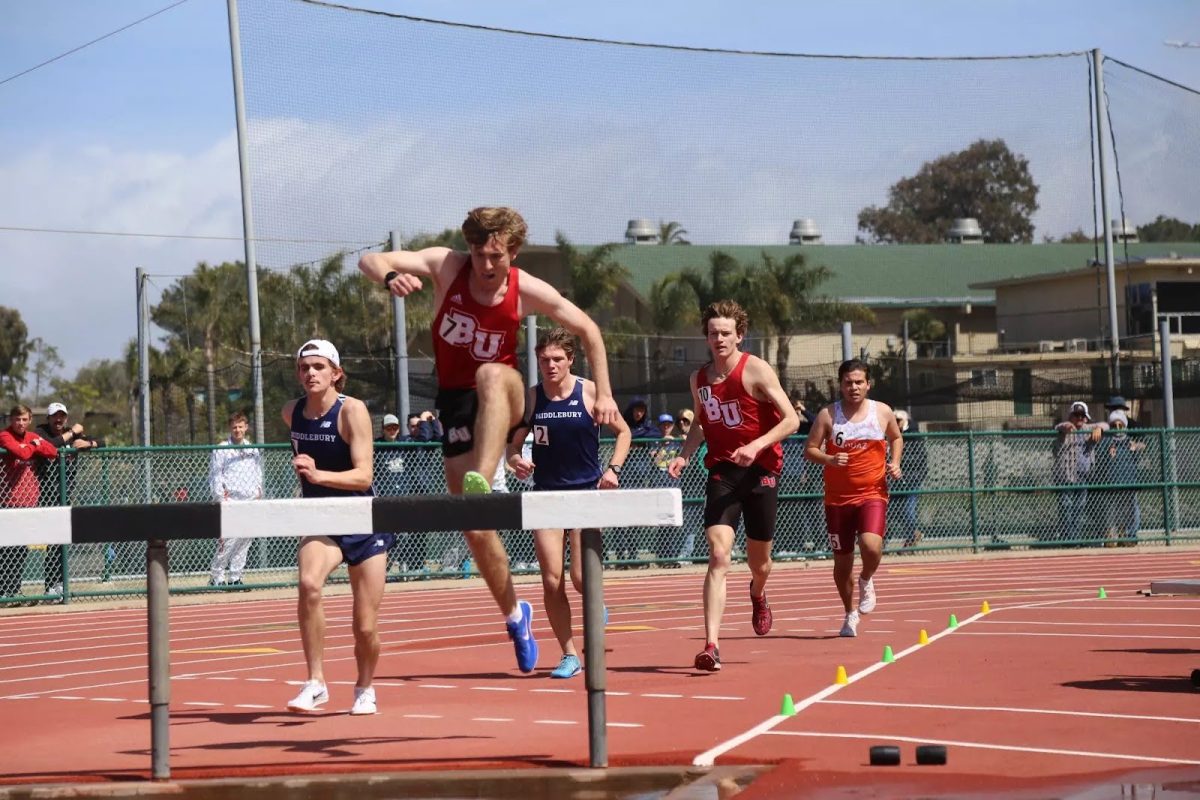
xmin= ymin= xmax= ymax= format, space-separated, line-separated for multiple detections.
xmin=2 ymin=428 xmax=1197 ymax=606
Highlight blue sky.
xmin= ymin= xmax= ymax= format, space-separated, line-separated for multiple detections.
xmin=1 ymin=0 xmax=1198 ymax=375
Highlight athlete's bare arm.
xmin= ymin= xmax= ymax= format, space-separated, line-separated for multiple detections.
xmin=358 ymin=247 xmax=463 ymax=303
xmin=519 ymin=274 xmax=618 ymax=426
xmin=667 ymin=370 xmax=707 ymax=479
xmin=804 ymin=407 xmax=847 ymax=467
xmin=506 ymin=386 xmax=539 ymax=481
xmin=877 ymin=402 xmax=904 ymax=480
xmin=589 ymin=379 xmax=632 ymax=489
xmin=728 ymin=355 xmax=800 ymax=467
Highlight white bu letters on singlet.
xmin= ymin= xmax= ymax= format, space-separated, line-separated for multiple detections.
xmin=438 ymin=309 xmax=505 ymax=360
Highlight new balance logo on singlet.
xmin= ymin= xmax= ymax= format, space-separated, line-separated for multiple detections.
xmin=438 ymin=309 xmax=506 ymax=361
xmin=698 ymin=385 xmax=744 ymax=428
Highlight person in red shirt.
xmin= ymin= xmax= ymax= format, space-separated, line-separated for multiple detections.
xmin=804 ymin=360 xmax=903 ymax=638
xmin=359 ymin=207 xmax=619 ymax=675
xmin=667 ymin=301 xmax=799 ymax=672
xmin=1 ymin=404 xmax=59 ymax=599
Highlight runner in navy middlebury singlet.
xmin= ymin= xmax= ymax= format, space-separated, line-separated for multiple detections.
xmin=282 ymin=339 xmax=393 ymax=716
xmin=506 ymin=328 xmax=631 ymax=679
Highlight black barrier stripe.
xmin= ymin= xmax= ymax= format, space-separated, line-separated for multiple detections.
xmin=371 ymin=494 xmax=522 ymax=533
xmin=72 ymin=504 xmax=222 ymax=543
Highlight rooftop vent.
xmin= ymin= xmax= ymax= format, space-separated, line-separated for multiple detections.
xmin=1113 ymin=218 xmax=1139 ymax=244
xmin=789 ymin=218 xmax=823 ymax=245
xmin=946 ymin=218 xmax=984 ymax=244
xmin=625 ymin=219 xmax=657 ymax=245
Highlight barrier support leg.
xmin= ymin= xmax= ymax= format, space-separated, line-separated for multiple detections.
xmin=147 ymin=539 xmax=170 ymax=780
xmin=581 ymin=528 xmax=607 ymax=768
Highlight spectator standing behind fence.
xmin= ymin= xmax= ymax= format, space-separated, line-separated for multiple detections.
xmin=207 ymin=411 xmax=263 ymax=587
xmin=1105 ymin=395 xmax=1137 ymax=429
xmin=888 ymin=410 xmax=927 ymax=549
xmin=612 ymin=397 xmax=658 ymax=566
xmin=1 ymin=404 xmax=59 ymax=601
xmin=650 ymin=413 xmax=682 ymax=565
xmin=35 ymin=402 xmax=101 ymax=599
xmin=1101 ymin=409 xmax=1143 ymax=547
xmin=378 ymin=411 xmax=444 ymax=580
xmin=1051 ymin=401 xmax=1108 ymax=545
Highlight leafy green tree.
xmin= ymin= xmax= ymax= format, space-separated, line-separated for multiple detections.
xmin=26 ymin=338 xmax=63 ymax=407
xmin=748 ymin=252 xmax=873 ymax=389
xmin=0 ymin=306 xmax=30 ymax=400
xmin=676 ymin=250 xmax=757 ymax=313
xmin=1137 ymin=215 xmax=1199 ymax=242
xmin=657 ymin=220 xmax=690 ymax=245
xmin=902 ymin=309 xmax=948 ymax=358
xmin=555 ymin=233 xmax=631 ymax=314
xmin=152 ymin=261 xmax=246 ymax=442
xmin=857 ymin=139 xmax=1040 ymax=244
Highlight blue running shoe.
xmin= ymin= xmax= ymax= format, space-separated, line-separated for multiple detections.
xmin=507 ymin=599 xmax=539 ymax=673
xmin=550 ymin=653 xmax=581 ymax=679
xmin=462 ymin=470 xmax=492 ymax=494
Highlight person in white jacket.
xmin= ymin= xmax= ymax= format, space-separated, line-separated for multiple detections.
xmin=208 ymin=411 xmax=263 ymax=586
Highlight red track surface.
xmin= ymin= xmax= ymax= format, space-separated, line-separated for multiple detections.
xmin=2 ymin=548 xmax=1199 ymax=795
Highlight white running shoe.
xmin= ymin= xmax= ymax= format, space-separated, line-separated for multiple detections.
xmin=840 ymin=610 xmax=861 ymax=638
xmin=349 ymin=686 xmax=377 ymax=716
xmin=858 ymin=576 xmax=877 ymax=614
xmin=286 ymin=680 xmax=328 ymax=712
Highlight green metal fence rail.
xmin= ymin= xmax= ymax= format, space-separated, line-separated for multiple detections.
xmin=3 ymin=429 xmax=1197 ymax=606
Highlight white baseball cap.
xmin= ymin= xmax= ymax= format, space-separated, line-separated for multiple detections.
xmin=296 ymin=339 xmax=340 ymax=367
xmin=47 ymin=402 xmax=68 ymax=416
xmin=382 ymin=414 xmax=400 ymax=427
xmin=1069 ymin=401 xmax=1090 ymax=421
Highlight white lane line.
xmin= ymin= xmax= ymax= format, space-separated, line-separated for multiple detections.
xmin=535 ymin=720 xmax=577 ymax=725
xmin=765 ymin=731 xmax=1200 ymax=766
xmin=418 ymin=684 xmax=457 ymax=689
xmin=531 ymin=688 xmax=574 ymax=694
xmin=821 ymin=699 xmax=1200 ymax=725
xmin=403 ymin=714 xmax=441 ymax=719
xmin=693 ymin=695 xmax=744 ymax=701
xmin=246 ymin=678 xmax=274 ymax=682
xmin=692 ymin=611 xmax=984 ymax=767
xmin=93 ymin=697 xmax=126 ymax=702
xmin=234 ymin=704 xmax=273 ymax=710
xmin=979 ymin=620 xmax=1200 ymax=628
xmin=470 ymin=686 xmax=516 ymax=692
xmin=210 ymin=677 xmax=237 ymax=681
xmin=962 ymin=632 xmax=1200 ymax=640
xmin=51 ymin=695 xmax=85 ymax=700
xmin=606 ymin=722 xmax=643 ymax=728
xmin=183 ymin=701 xmax=221 ymax=707
xmin=472 ymin=717 xmax=513 ymax=722
xmin=643 ymin=693 xmax=683 ymax=699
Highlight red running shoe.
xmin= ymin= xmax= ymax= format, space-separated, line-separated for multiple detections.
xmin=694 ymin=643 xmax=721 ymax=671
xmin=750 ymin=581 xmax=773 ymax=636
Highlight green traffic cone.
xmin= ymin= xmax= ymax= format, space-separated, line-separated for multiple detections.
xmin=882 ymin=645 xmax=895 ymax=663
xmin=780 ymin=693 xmax=796 ymax=716
xmin=1098 ymin=587 xmax=1107 ymax=599
xmin=948 ymin=613 xmax=959 ymax=629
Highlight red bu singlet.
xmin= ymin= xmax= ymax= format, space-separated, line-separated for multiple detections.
xmin=432 ymin=262 xmax=521 ymax=390
xmin=695 ymin=352 xmax=783 ymax=474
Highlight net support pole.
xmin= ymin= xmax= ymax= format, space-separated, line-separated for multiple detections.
xmin=1160 ymin=317 xmax=1178 ymax=539
xmin=902 ymin=316 xmax=912 ymax=412
xmin=1092 ymin=49 xmax=1121 ymax=393
xmin=581 ymin=528 xmax=607 ymax=767
xmin=390 ymin=231 xmax=411 ymax=424
xmin=525 ymin=316 xmax=538 ymax=387
xmin=227 ymin=0 xmax=266 ymax=444
xmin=841 ymin=322 xmax=853 ymax=363
xmin=147 ymin=539 xmax=170 ymax=780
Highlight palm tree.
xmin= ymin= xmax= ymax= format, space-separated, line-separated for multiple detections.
xmin=658 ymin=221 xmax=690 ymax=245
xmin=555 ymin=233 xmax=630 ymax=314
xmin=152 ymin=261 xmax=246 ymax=442
xmin=676 ymin=250 xmax=756 ymax=314
xmin=645 ymin=275 xmax=700 ymax=410
xmin=748 ymin=252 xmax=873 ymax=388
xmin=902 ymin=309 xmax=948 ymax=358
